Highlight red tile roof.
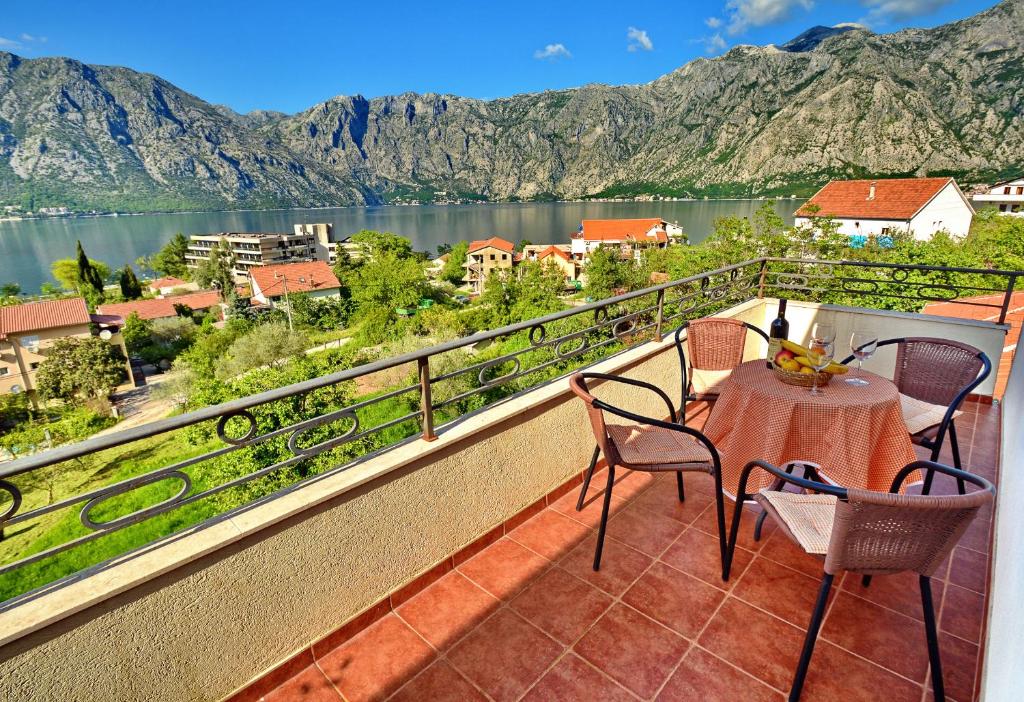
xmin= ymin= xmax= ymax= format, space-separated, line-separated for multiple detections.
xmin=148 ymin=277 xmax=187 ymax=290
xmin=536 ymin=245 xmax=571 ymax=261
xmin=98 ymin=291 xmax=223 ymax=321
xmin=467 ymin=237 xmax=515 ymax=254
xmin=0 ymin=298 xmax=91 ymax=338
xmin=580 ymin=219 xmax=668 ymax=243
xmin=795 ymin=178 xmax=960 ymax=220
xmin=250 ymin=261 xmax=341 ymax=298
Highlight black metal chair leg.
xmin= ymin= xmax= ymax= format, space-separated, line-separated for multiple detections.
xmin=921 ymin=575 xmax=945 ymax=702
xmin=577 ymin=445 xmax=601 ymax=511
xmin=949 ymin=421 xmax=966 ymax=495
xmin=753 ymin=510 xmax=768 ymax=541
xmin=861 ymin=575 xmax=872 ymax=588
xmin=676 ymin=471 xmax=685 ymax=502
xmin=722 ymin=493 xmax=747 ymax=582
xmin=592 ymin=465 xmax=616 ymax=571
xmin=789 ymin=573 xmax=835 ymax=702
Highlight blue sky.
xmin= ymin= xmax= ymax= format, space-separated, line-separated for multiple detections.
xmin=1 ymin=0 xmax=998 ymax=114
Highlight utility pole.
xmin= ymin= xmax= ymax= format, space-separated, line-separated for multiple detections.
xmin=275 ymin=272 xmax=294 ymax=332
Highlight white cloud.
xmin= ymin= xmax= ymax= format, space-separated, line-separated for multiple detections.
xmin=534 ymin=43 xmax=572 ymax=60
xmin=725 ymin=0 xmax=815 ymax=36
xmin=834 ymin=22 xmax=869 ymax=29
xmin=0 ymin=37 xmax=22 ymax=49
xmin=705 ymin=17 xmax=723 ymax=28
xmin=704 ymin=33 xmax=729 ymax=54
xmin=627 ymin=27 xmax=654 ymax=52
xmin=859 ymin=0 xmax=952 ymax=22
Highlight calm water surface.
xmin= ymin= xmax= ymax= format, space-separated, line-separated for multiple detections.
xmin=0 ymin=199 xmax=804 ymax=292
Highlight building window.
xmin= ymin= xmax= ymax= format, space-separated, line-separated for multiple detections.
xmin=19 ymin=335 xmax=39 ymax=353
xmin=502 ymin=254 xmax=507 ymax=260
xmin=1004 ymin=187 xmax=1012 ymax=195
xmin=0 ymin=367 xmax=8 ymax=376
xmin=1000 ymin=204 xmax=1008 ymax=212
xmin=881 ymin=227 xmax=892 ymax=235
xmin=490 ymin=254 xmax=495 ymax=261
xmin=1017 ymin=187 xmax=1024 ymax=195
xmin=29 ymin=362 xmax=39 ymax=370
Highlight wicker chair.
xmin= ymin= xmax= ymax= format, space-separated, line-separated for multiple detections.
xmin=840 ymin=337 xmax=991 ymax=495
xmin=673 ymin=317 xmax=769 ymax=414
xmin=569 ymin=372 xmax=728 ymax=572
xmin=723 ymin=459 xmax=994 ymax=702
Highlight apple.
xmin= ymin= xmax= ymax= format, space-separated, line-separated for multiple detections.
xmin=774 ymin=349 xmax=796 ymax=364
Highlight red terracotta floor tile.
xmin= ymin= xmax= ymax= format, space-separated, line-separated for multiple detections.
xmin=698 ymin=597 xmax=806 ymax=691
xmin=609 ymin=469 xmax=658 ymax=501
xmin=632 ymin=477 xmax=715 ymax=524
xmin=447 ymin=609 xmax=562 ymax=702
xmin=457 ymin=537 xmax=550 ymax=600
xmin=936 ymin=632 xmax=980 ymax=702
xmin=939 ymin=583 xmax=985 ymax=645
xmin=661 ymin=527 xmax=750 ymax=588
xmin=656 ymin=647 xmax=783 ymax=702
xmin=820 ymin=592 xmax=929 ymax=682
xmin=263 ymin=665 xmax=341 ymax=702
xmin=388 ymin=660 xmax=487 ymax=702
xmin=521 ymin=653 xmax=636 ymax=702
xmin=732 ymin=557 xmax=833 ymax=628
xmin=800 ymin=640 xmax=923 ymax=702
xmin=622 ymin=561 xmax=725 ymax=639
xmin=317 ymin=615 xmax=435 ymax=702
xmin=694 ymin=500 xmax=774 ymax=552
xmin=550 ymin=485 xmax=629 ymax=529
xmin=606 ymin=503 xmax=687 ymax=556
xmin=574 ymin=603 xmax=689 ymax=699
xmin=507 ymin=508 xmax=592 ymax=561
xmin=559 ymin=534 xmax=654 ymax=596
xmin=758 ymin=529 xmax=824 ymax=579
xmin=510 ymin=566 xmax=614 ymax=645
xmin=947 ymin=547 xmax=988 ymax=595
xmin=395 ymin=572 xmax=499 ymax=650
xmin=841 ymin=571 xmax=944 ymax=622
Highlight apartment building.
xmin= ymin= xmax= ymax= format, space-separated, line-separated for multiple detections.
xmin=972 ymin=177 xmax=1024 ymax=216
xmin=526 ymin=245 xmax=580 ymax=283
xmin=186 ymin=231 xmax=320 ymax=281
xmin=0 ymin=298 xmax=130 ymax=405
xmin=464 ymin=237 xmax=517 ymax=293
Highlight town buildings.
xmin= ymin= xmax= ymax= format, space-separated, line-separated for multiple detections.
xmin=569 ymin=218 xmax=683 ymax=261
xmin=528 ymin=245 xmax=580 ymax=283
xmin=464 ymin=237 xmax=517 ymax=293
xmin=147 ymin=277 xmax=197 ymax=296
xmin=185 ymin=231 xmax=322 ymax=281
xmin=0 ymin=298 xmax=130 ymax=405
xmin=249 ymin=261 xmax=342 ymax=307
xmin=98 ymin=291 xmax=225 ymax=322
xmin=794 ymin=177 xmax=975 ymax=240
xmin=972 ymin=177 xmax=1024 ymax=216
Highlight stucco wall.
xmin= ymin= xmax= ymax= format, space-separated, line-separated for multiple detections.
xmin=910 ymin=183 xmax=973 ymax=240
xmin=0 ymin=339 xmax=689 ymax=702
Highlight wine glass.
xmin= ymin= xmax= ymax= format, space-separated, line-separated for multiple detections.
xmin=811 ymin=322 xmax=836 ymax=345
xmin=845 ymin=331 xmax=878 ymax=386
xmin=807 ymin=339 xmax=834 ymax=396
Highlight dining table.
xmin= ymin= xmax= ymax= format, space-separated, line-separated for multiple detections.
xmin=701 ymin=360 xmax=919 ymax=498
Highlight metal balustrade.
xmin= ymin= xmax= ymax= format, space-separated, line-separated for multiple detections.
xmin=0 ymin=257 xmax=1018 ymax=604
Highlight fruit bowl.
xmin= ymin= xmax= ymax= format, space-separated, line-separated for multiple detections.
xmin=771 ymin=364 xmax=832 ymax=387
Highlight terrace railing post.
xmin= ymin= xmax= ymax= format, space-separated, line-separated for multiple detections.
xmin=418 ymin=357 xmax=437 ymax=442
xmin=998 ymin=273 xmax=1019 ymax=325
xmin=655 ymin=289 xmax=666 ymax=339
xmin=757 ymin=259 xmax=768 ymax=299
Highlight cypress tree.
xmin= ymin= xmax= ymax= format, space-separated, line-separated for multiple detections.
xmin=119 ymin=265 xmax=143 ymax=300
xmin=75 ymin=240 xmax=105 ymax=295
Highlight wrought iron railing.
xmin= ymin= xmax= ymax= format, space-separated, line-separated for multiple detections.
xmin=0 ymin=258 xmax=1017 ymax=604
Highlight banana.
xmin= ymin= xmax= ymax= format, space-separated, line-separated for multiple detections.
xmin=780 ymin=341 xmax=849 ymax=374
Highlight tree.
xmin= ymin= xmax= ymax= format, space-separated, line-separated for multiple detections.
xmin=118 ymin=264 xmax=143 ymax=300
xmin=0 ymin=282 xmax=20 ymax=300
xmin=436 ymin=243 xmax=453 ymax=256
xmin=35 ymin=337 xmax=127 ymax=403
xmin=148 ymin=233 xmax=191 ymax=279
xmin=51 ymin=253 xmax=110 ymax=296
xmin=290 ymin=293 xmax=348 ymax=331
xmin=511 ymin=260 xmax=567 ymax=321
xmin=121 ymin=312 xmax=153 ymax=354
xmin=193 ymin=237 xmax=236 ymax=298
xmin=352 ymin=252 xmax=429 ymax=317
xmin=76 ymin=241 xmax=105 ymax=296
xmin=440 ymin=240 xmax=469 ymax=285
xmin=215 ymin=322 xmax=309 ymax=380
xmin=515 ymin=238 xmax=532 ymax=253
xmin=584 ymin=247 xmax=626 ymax=299
xmin=350 ymin=230 xmax=415 ymax=260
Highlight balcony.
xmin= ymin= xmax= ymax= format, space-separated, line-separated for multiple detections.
xmin=0 ymin=259 xmax=1018 ymax=702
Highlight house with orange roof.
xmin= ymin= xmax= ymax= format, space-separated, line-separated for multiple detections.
xmin=464 ymin=237 xmax=516 ymax=293
xmin=147 ymin=277 xmax=198 ymax=296
xmin=249 ymin=261 xmax=341 ymax=306
xmin=525 ymin=244 xmax=579 ymax=283
xmin=794 ymin=177 xmax=974 ymax=241
xmin=0 ymin=298 xmax=131 ymax=404
xmin=570 ymin=218 xmax=683 ymax=261
xmin=98 ymin=291 xmax=225 ymax=322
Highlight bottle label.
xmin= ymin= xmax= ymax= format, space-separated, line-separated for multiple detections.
xmin=767 ymin=338 xmax=781 ymax=366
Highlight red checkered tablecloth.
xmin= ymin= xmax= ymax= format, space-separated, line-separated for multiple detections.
xmin=702 ymin=361 xmax=919 ymax=498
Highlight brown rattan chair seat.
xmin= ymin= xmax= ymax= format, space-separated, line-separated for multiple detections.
xmin=754 ymin=490 xmax=837 ymax=556
xmin=607 ymin=424 xmax=713 ymax=471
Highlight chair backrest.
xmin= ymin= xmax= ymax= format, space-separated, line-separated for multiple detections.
xmin=893 ymin=337 xmax=988 ymax=407
xmin=824 ymin=486 xmax=993 ymax=577
xmin=684 ymin=318 xmax=749 ymax=371
xmin=568 ymin=374 xmax=620 ymax=466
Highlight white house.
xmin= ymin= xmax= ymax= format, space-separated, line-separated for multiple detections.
xmin=971 ymin=177 xmax=1024 ymax=217
xmin=569 ymin=218 xmax=684 ymax=261
xmin=249 ymin=261 xmax=342 ymax=306
xmin=794 ymin=177 xmax=975 ymax=241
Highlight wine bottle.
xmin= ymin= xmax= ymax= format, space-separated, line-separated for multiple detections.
xmin=766 ymin=299 xmax=790 ymax=368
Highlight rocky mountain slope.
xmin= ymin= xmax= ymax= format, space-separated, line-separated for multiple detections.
xmin=0 ymin=0 xmax=1021 ymax=212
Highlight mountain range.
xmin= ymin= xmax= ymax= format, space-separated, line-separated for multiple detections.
xmin=0 ymin=0 xmax=1021 ymax=213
